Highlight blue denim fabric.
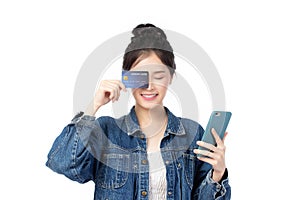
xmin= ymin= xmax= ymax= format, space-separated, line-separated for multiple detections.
xmin=46 ymin=107 xmax=231 ymax=199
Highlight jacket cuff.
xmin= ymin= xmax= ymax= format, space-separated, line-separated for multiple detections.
xmin=205 ymin=168 xmax=229 ymax=197
xmin=71 ymin=112 xmax=96 ymax=124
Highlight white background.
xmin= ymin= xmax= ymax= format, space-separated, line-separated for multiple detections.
xmin=1 ymin=1 xmax=299 ymax=199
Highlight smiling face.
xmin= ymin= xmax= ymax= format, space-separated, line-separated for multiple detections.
xmin=130 ymin=51 xmax=173 ymax=111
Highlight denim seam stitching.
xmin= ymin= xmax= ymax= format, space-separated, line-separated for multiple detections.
xmin=71 ymin=132 xmax=84 ymax=183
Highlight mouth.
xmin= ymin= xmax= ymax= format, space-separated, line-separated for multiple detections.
xmin=140 ymin=93 xmax=158 ymax=100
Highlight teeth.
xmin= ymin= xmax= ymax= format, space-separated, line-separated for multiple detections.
xmin=142 ymin=94 xmax=157 ymax=98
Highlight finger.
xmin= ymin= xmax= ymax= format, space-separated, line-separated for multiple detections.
xmin=111 ymin=80 xmax=127 ymax=92
xmin=194 ymin=149 xmax=218 ymax=164
xmin=211 ymin=128 xmax=223 ymax=147
xmin=110 ymin=81 xmax=127 ymax=100
xmin=106 ymin=82 xmax=120 ymax=102
xmin=196 ymin=141 xmax=218 ymax=152
xmin=104 ymin=85 xmax=116 ymax=101
xmin=118 ymin=81 xmax=127 ymax=92
xmin=193 ymin=149 xmax=214 ymax=158
xmin=98 ymin=83 xmax=112 ymax=97
xmin=197 ymin=156 xmax=217 ymax=166
xmin=113 ymin=83 xmax=120 ymax=101
xmin=194 ymin=148 xmax=222 ymax=160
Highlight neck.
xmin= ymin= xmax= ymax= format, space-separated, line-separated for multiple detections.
xmin=134 ymin=104 xmax=167 ymax=129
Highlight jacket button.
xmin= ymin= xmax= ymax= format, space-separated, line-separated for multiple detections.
xmin=141 ymin=191 xmax=147 ymax=196
xmin=141 ymin=159 xmax=148 ymax=165
xmin=168 ymin=191 xmax=172 ymax=195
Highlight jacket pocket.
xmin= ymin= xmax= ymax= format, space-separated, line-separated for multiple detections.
xmin=183 ymin=152 xmax=195 ymax=189
xmin=97 ymin=153 xmax=129 ymax=189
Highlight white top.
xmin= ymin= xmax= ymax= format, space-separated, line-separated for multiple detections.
xmin=147 ymin=151 xmax=167 ymax=200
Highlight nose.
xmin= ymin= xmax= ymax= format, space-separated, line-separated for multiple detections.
xmin=146 ymin=81 xmax=153 ymax=90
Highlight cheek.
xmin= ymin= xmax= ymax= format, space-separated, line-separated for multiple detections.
xmin=153 ymin=79 xmax=170 ymax=88
xmin=132 ymin=88 xmax=141 ymax=97
xmin=156 ymin=84 xmax=169 ymax=94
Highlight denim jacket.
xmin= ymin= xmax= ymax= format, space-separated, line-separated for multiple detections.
xmin=46 ymin=107 xmax=231 ymax=200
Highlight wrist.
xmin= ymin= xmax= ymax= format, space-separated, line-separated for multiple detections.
xmin=85 ymin=101 xmax=99 ymax=116
xmin=212 ymin=168 xmax=226 ymax=182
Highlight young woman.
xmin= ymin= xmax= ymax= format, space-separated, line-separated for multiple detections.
xmin=46 ymin=24 xmax=231 ymax=200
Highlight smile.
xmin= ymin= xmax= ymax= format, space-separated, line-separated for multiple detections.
xmin=141 ymin=93 xmax=158 ymax=100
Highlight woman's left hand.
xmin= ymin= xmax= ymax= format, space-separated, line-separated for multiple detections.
xmin=193 ymin=128 xmax=228 ymax=182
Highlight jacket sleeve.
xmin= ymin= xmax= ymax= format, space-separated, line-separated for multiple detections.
xmin=194 ymin=168 xmax=231 ymax=199
xmin=45 ymin=115 xmax=101 ymax=184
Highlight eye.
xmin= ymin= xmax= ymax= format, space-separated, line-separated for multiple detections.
xmin=154 ymin=76 xmax=164 ymax=80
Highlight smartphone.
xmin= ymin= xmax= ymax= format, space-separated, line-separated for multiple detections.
xmin=198 ymin=111 xmax=232 ymax=156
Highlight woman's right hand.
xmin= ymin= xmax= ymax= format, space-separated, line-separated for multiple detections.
xmin=87 ymin=80 xmax=126 ymax=116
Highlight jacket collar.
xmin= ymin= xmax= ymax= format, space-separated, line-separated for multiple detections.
xmin=124 ymin=106 xmax=185 ymax=136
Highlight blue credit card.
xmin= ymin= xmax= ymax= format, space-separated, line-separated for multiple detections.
xmin=122 ymin=71 xmax=149 ymax=88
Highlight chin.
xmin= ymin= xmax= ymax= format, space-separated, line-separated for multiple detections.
xmin=136 ymin=101 xmax=162 ymax=110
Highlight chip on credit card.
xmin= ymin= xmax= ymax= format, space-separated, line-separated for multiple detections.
xmin=122 ymin=71 xmax=149 ymax=88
